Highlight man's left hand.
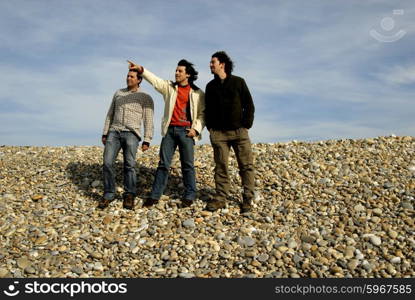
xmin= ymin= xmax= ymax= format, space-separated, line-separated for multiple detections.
xmin=186 ymin=128 xmax=197 ymax=137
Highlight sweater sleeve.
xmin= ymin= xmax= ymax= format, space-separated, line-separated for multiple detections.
xmin=240 ymin=79 xmax=255 ymax=129
xmin=142 ymin=94 xmax=154 ymax=143
xmin=102 ymin=92 xmax=117 ymax=135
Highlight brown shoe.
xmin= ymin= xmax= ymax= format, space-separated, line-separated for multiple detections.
xmin=241 ymin=200 xmax=252 ymax=213
xmin=143 ymin=198 xmax=159 ymax=207
xmin=180 ymin=198 xmax=193 ymax=208
xmin=206 ymin=199 xmax=226 ymax=211
xmin=98 ymin=198 xmax=110 ymax=209
xmin=123 ymin=194 xmax=135 ymax=210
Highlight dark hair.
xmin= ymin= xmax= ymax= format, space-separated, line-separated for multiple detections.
xmin=212 ymin=51 xmax=234 ymax=75
xmin=128 ymin=69 xmax=143 ymax=81
xmin=177 ymin=59 xmax=198 ymax=83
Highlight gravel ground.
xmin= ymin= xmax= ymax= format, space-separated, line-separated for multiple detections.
xmin=0 ymin=135 xmax=414 ymax=278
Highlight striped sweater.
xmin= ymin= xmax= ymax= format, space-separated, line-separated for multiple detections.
xmin=103 ymin=88 xmax=154 ymax=143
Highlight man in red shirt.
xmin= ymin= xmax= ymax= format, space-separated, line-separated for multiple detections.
xmin=129 ymin=59 xmax=205 ymax=208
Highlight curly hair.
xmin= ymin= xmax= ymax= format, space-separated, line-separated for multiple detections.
xmin=212 ymin=51 xmax=234 ymax=75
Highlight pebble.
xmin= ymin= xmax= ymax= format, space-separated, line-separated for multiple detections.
xmin=293 ymin=255 xmax=302 ymax=264
xmin=183 ymin=219 xmax=196 ymax=228
xmin=354 ymin=204 xmax=366 ymax=212
xmin=251 ymin=260 xmax=261 ymax=267
xmin=344 ymin=246 xmax=355 ymax=258
xmin=31 ymin=195 xmax=43 ymax=201
xmin=401 ymin=202 xmax=413 ymax=210
xmin=179 ymin=272 xmax=195 ymax=278
xmin=390 ymin=257 xmax=401 ymax=264
xmin=93 ymin=262 xmax=104 ymax=272
xmin=103 ymin=215 xmax=112 ymax=225
xmin=300 ymin=235 xmax=316 ymax=243
xmin=372 ymin=208 xmax=382 ymax=216
xmin=200 ymin=211 xmax=212 ymax=217
xmin=257 ymin=254 xmax=269 ymax=262
xmin=370 ymin=235 xmax=382 ymax=246
xmin=24 ymin=266 xmax=36 ymax=274
xmin=362 ymin=260 xmax=372 ymax=271
xmin=388 ymin=230 xmax=398 ymax=239
xmin=238 ymin=236 xmax=256 ymax=247
xmin=0 ymin=268 xmax=9 ymax=277
xmin=17 ymin=257 xmax=31 ymax=269
xmin=347 ymin=259 xmax=359 ymax=271
xmin=91 ymin=180 xmax=101 ymax=187
xmin=287 ymin=239 xmax=298 ymax=249
xmin=71 ymin=266 xmax=84 ymax=275
xmin=35 ymin=236 xmax=48 ymax=246
xmin=2 ymin=194 xmax=16 ymax=201
xmin=331 ymin=266 xmax=343 ymax=274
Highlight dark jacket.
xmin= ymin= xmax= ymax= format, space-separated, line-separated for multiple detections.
xmin=205 ymin=75 xmax=255 ymax=130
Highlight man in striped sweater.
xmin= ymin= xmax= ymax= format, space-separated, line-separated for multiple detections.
xmin=98 ymin=69 xmax=154 ymax=210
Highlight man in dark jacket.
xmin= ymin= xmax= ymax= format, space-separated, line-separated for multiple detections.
xmin=204 ymin=51 xmax=255 ymax=213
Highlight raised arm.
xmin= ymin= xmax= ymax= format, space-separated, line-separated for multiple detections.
xmin=128 ymin=60 xmax=171 ymax=97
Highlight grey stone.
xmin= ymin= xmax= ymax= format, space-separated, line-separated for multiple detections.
xmin=401 ymin=202 xmax=413 ymax=210
xmin=237 ymin=236 xmax=256 ymax=247
xmin=257 ymin=253 xmax=269 ymax=262
xmin=183 ymin=219 xmax=196 ymax=229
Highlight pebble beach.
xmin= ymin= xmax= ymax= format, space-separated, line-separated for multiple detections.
xmin=0 ymin=135 xmax=414 ymax=278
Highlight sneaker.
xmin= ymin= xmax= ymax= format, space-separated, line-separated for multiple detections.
xmin=98 ymin=198 xmax=110 ymax=209
xmin=180 ymin=198 xmax=193 ymax=208
xmin=123 ymin=194 xmax=135 ymax=210
xmin=206 ymin=199 xmax=226 ymax=211
xmin=143 ymin=198 xmax=159 ymax=207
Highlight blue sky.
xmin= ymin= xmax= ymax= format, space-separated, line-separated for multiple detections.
xmin=0 ymin=0 xmax=414 ymax=146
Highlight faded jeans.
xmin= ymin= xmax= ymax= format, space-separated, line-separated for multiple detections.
xmin=150 ymin=126 xmax=196 ymax=201
xmin=103 ymin=130 xmax=140 ymax=200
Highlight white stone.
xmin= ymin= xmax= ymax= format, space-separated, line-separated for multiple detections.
xmin=390 ymin=257 xmax=401 ymax=264
xmin=369 ymin=235 xmax=382 ymax=246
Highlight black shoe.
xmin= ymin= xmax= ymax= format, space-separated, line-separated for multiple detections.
xmin=98 ymin=198 xmax=110 ymax=209
xmin=181 ymin=198 xmax=193 ymax=208
xmin=241 ymin=200 xmax=252 ymax=213
xmin=143 ymin=198 xmax=159 ymax=207
xmin=123 ymin=194 xmax=135 ymax=210
xmin=206 ymin=199 xmax=226 ymax=211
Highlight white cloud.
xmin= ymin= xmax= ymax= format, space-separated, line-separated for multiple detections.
xmin=376 ymin=64 xmax=415 ymax=85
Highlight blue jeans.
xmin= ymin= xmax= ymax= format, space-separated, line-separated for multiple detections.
xmin=103 ymin=131 xmax=140 ymax=200
xmin=150 ymin=126 xmax=196 ymax=201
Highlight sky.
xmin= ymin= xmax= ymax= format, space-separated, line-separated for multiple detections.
xmin=0 ymin=0 xmax=414 ymax=146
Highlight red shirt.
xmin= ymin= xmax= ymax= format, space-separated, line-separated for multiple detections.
xmin=170 ymin=84 xmax=191 ymax=127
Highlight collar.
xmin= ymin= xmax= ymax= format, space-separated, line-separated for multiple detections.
xmin=214 ymin=74 xmax=230 ymax=83
xmin=127 ymin=86 xmax=141 ymax=93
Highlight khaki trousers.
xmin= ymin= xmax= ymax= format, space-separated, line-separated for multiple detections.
xmin=209 ymin=128 xmax=255 ymax=202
